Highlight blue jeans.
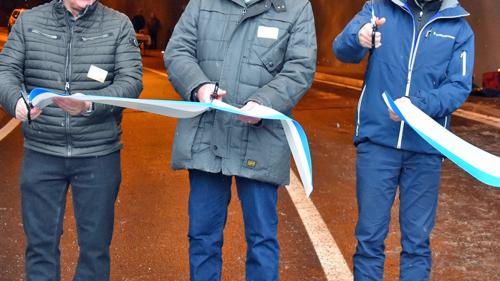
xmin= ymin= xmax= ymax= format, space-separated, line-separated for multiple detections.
xmin=188 ymin=169 xmax=279 ymax=281
xmin=20 ymin=149 xmax=121 ymax=281
xmin=354 ymin=141 xmax=442 ymax=281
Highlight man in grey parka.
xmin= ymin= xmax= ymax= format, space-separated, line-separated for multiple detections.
xmin=0 ymin=0 xmax=142 ymax=280
xmin=164 ymin=0 xmax=316 ymax=279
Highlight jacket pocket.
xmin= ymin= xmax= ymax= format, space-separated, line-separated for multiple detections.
xmin=80 ymin=33 xmax=113 ymax=42
xmin=252 ymin=32 xmax=290 ymax=75
xmin=242 ymin=123 xmax=272 ymax=173
xmin=356 ymin=85 xmax=366 ymax=136
xmin=27 ymin=28 xmax=60 ymax=40
xmin=172 ymin=116 xmax=202 ymax=161
xmin=192 ymin=111 xmax=215 ymax=153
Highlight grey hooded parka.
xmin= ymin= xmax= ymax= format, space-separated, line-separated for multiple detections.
xmin=165 ymin=0 xmax=317 ymax=186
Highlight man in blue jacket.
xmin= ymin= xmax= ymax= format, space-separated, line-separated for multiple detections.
xmin=333 ymin=0 xmax=474 ymax=280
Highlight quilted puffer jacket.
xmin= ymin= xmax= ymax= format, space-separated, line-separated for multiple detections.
xmin=0 ymin=0 xmax=143 ymax=157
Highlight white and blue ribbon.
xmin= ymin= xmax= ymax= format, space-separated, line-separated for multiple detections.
xmin=29 ymin=88 xmax=314 ymax=196
xmin=382 ymin=92 xmax=500 ymax=188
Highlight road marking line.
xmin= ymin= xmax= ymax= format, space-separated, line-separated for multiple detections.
xmin=319 ymin=74 xmax=500 ymax=129
xmin=286 ymin=171 xmax=353 ymax=281
xmin=144 ymin=67 xmax=168 ymax=78
xmin=315 ymin=78 xmax=363 ymax=92
xmin=0 ymin=118 xmax=21 ymax=142
xmin=454 ymin=109 xmax=500 ymax=129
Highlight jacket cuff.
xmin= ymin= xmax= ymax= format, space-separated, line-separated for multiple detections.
xmin=191 ymin=82 xmax=211 ymax=102
xmin=353 ymin=21 xmax=370 ymax=48
xmin=185 ymin=77 xmax=210 ymax=101
xmin=408 ymin=93 xmax=428 ymax=115
xmin=6 ymin=89 xmax=20 ymax=117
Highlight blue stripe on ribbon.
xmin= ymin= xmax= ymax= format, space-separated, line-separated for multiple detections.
xmin=28 ymin=88 xmax=315 ymax=193
xmin=382 ymin=92 xmax=500 ymax=188
xmin=413 ymin=126 xmax=500 ymax=187
xmin=293 ymin=120 xmax=313 ymax=177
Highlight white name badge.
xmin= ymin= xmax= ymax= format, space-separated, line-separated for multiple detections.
xmin=257 ymin=26 xmax=279 ymax=40
xmin=87 ymin=65 xmax=108 ymax=83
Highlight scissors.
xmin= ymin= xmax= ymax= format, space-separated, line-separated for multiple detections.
xmin=210 ymin=82 xmax=219 ymax=102
xmin=19 ymin=86 xmax=33 ymax=124
xmin=370 ymin=0 xmax=378 ymax=52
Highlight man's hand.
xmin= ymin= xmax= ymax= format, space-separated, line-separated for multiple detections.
xmin=388 ymin=108 xmax=401 ymax=122
xmin=358 ymin=17 xmax=386 ymax=49
xmin=15 ymin=98 xmax=42 ymax=122
xmin=196 ymin=83 xmax=226 ymax=103
xmin=238 ymin=101 xmax=262 ymax=125
xmin=53 ymin=97 xmax=92 ymax=116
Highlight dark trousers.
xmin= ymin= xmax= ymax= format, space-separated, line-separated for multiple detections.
xmin=21 ymin=149 xmax=121 ymax=281
xmin=353 ymin=141 xmax=442 ymax=281
xmin=188 ymin=169 xmax=280 ymax=281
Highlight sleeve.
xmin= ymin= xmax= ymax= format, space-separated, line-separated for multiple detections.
xmin=409 ymin=24 xmax=475 ymax=118
xmin=164 ymin=0 xmax=210 ymax=101
xmin=0 ymin=13 xmax=26 ymax=117
xmin=332 ymin=1 xmax=372 ymax=64
xmin=80 ymin=18 xmax=143 ymax=117
xmin=247 ymin=2 xmax=317 ymax=113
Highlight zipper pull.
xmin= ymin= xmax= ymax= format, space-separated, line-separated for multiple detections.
xmin=65 ymin=82 xmax=70 ymax=93
xmin=425 ymin=29 xmax=432 ymax=38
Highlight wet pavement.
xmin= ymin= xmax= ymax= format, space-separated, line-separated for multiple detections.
xmin=0 ymin=52 xmax=499 ymax=280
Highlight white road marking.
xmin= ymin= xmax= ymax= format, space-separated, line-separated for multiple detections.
xmin=454 ymin=109 xmax=500 ymax=129
xmin=0 ymin=118 xmax=21 ymax=142
xmin=319 ymin=73 xmax=500 ymax=129
xmin=144 ymin=67 xmax=168 ymax=78
xmin=286 ymin=171 xmax=353 ymax=281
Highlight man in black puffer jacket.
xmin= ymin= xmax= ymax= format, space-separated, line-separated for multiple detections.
xmin=0 ymin=0 xmax=142 ymax=280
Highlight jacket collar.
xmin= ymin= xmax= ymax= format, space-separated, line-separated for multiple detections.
xmin=390 ymin=0 xmax=469 ymax=16
xmin=53 ymin=0 xmax=99 ymax=20
xmin=229 ymin=0 xmax=286 ymax=12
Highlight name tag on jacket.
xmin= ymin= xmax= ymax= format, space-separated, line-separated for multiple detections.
xmin=257 ymin=26 xmax=279 ymax=40
xmin=87 ymin=65 xmax=108 ymax=83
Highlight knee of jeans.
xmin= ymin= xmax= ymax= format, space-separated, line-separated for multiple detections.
xmin=189 ymin=218 xmax=224 ymax=240
xmin=401 ymin=235 xmax=431 ymax=256
xmin=356 ymin=220 xmax=389 ymax=245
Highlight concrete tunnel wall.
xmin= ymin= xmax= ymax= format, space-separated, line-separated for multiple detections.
xmin=312 ymin=0 xmax=500 ymax=86
xmin=100 ymin=0 xmax=500 ymax=85
xmin=1 ymin=0 xmax=498 ymax=85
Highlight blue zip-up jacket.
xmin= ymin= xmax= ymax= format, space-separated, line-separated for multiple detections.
xmin=333 ymin=0 xmax=474 ymax=154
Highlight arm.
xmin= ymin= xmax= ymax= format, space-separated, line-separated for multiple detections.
xmin=409 ymin=25 xmax=475 ymax=118
xmin=164 ymin=0 xmax=210 ymax=101
xmin=332 ymin=1 xmax=373 ymax=64
xmin=0 ymin=13 xmax=26 ymax=117
xmin=247 ymin=3 xmax=317 ymax=114
xmin=79 ymin=18 xmax=143 ymax=117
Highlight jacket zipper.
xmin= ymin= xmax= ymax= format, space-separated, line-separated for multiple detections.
xmin=356 ymin=85 xmax=366 ymax=136
xmin=64 ymin=22 xmax=75 ymax=157
xmin=29 ymin=28 xmax=60 ymax=39
xmin=396 ymin=4 xmax=468 ymax=149
xmin=81 ymin=33 xmax=112 ymax=41
xmin=461 ymin=50 xmax=467 ymax=76
xmin=221 ymin=6 xmax=248 ymax=157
